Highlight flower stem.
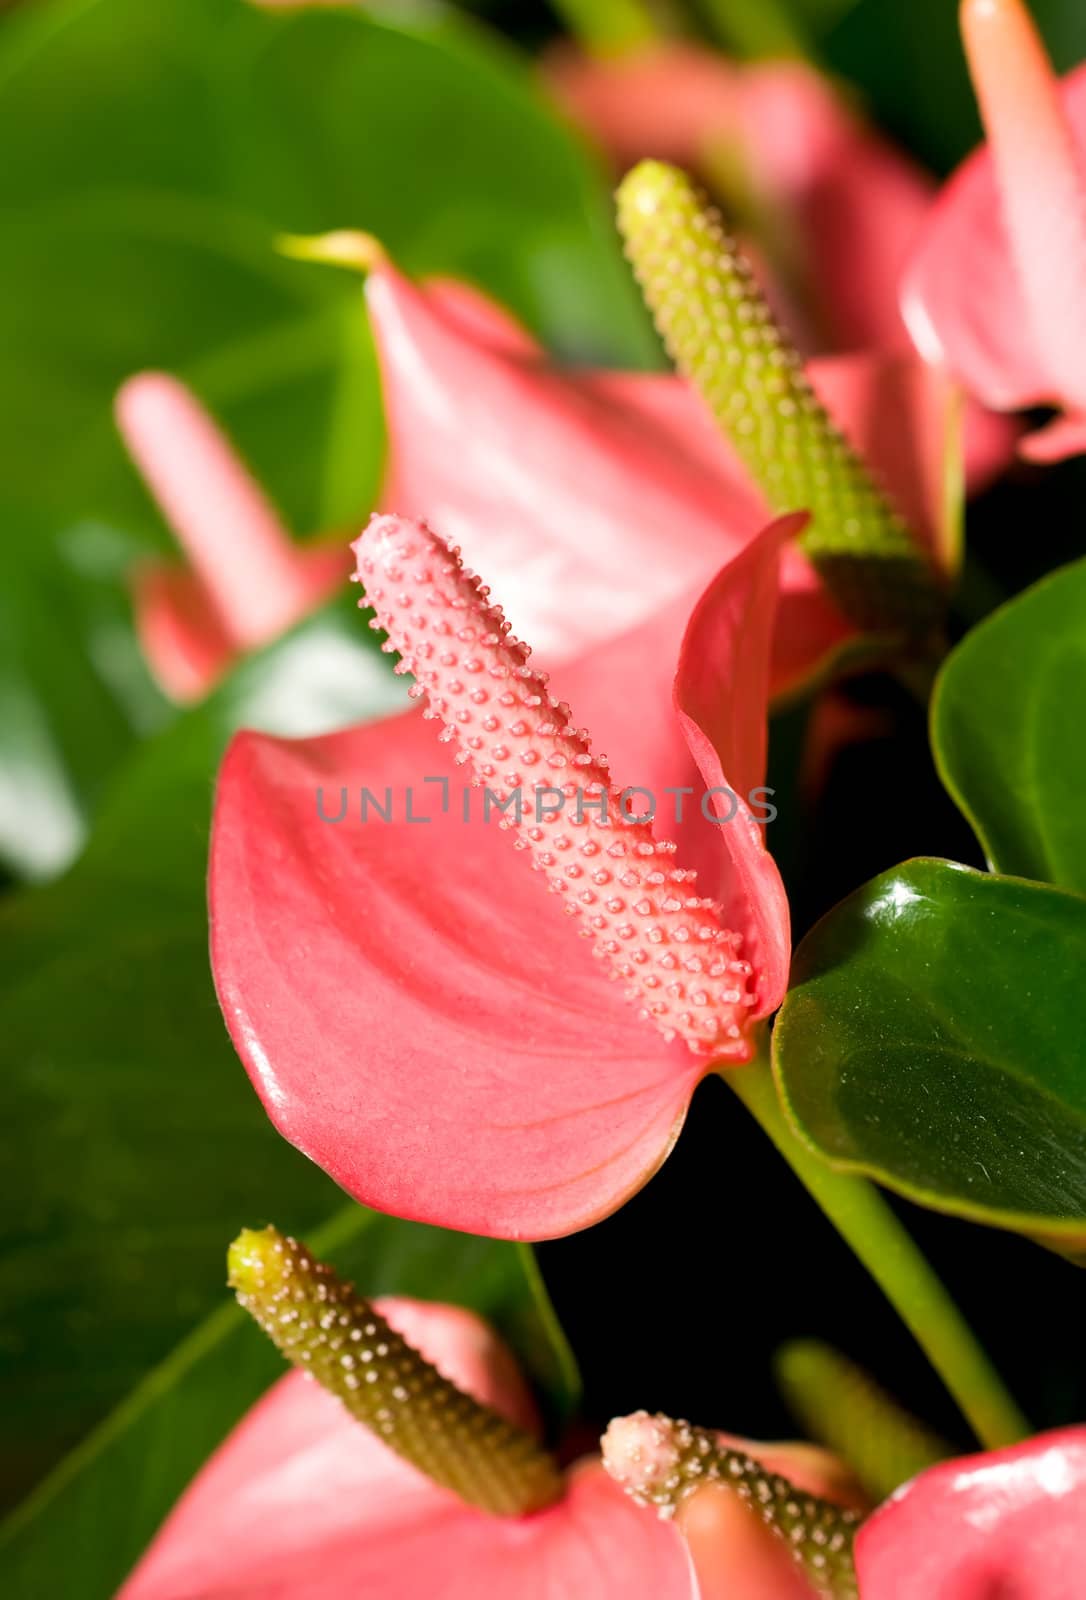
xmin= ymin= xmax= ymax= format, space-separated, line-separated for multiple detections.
xmin=725 ymin=1054 xmax=1029 ymax=1452
xmin=550 ymin=0 xmax=662 ymax=56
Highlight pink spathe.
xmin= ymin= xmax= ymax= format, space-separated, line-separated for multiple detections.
xmin=855 ymin=1426 xmax=1086 ymax=1597
xmin=209 ymin=512 xmax=795 ymax=1239
xmin=119 ymin=1298 xmax=692 ymax=1600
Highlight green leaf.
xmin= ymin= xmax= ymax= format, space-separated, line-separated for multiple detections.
xmin=0 ymin=0 xmax=651 ymax=533
xmin=0 ymin=0 xmax=652 ymax=863
xmin=0 ymin=194 xmax=383 ymax=534
xmin=773 ymin=858 xmax=1086 ymax=1255
xmin=0 ymin=1206 xmax=577 ymax=1600
xmin=933 ymin=557 xmax=1086 ymax=897
xmin=0 ymin=605 xmax=409 ymax=1509
xmin=215 ymin=4 xmax=654 ymax=363
xmin=0 ymin=505 xmax=159 ymax=879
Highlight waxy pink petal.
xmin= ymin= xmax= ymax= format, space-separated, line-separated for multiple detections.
xmin=120 ymin=1299 xmax=692 ymax=1600
xmin=854 ymin=1427 xmax=1086 ymax=1598
xmin=209 ymin=514 xmax=791 ymax=1239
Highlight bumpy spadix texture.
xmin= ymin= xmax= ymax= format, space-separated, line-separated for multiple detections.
xmin=776 ymin=1340 xmax=950 ymax=1501
xmin=355 ymin=515 xmax=754 ymax=1057
xmin=229 ymin=1227 xmax=562 ymax=1517
xmin=616 ymin=160 xmax=940 ymax=637
xmin=603 ymin=1411 xmax=860 ymax=1598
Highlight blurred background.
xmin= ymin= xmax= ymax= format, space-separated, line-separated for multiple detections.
xmin=2 ymin=0 xmax=1086 ymax=1593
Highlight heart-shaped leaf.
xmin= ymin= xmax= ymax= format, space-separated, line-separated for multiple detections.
xmin=0 ymin=1205 xmax=576 ymax=1600
xmin=773 ymin=858 xmax=1086 ymax=1254
xmin=933 ymin=556 xmax=1086 ymax=896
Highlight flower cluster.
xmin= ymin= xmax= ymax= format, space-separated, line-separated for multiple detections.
xmin=106 ymin=1 xmax=1086 ymax=1595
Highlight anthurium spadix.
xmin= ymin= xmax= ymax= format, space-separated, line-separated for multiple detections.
xmin=120 ymin=1229 xmax=692 ymax=1599
xmin=904 ymin=0 xmax=1086 ymax=463
xmin=210 ymin=511 xmax=797 ymax=1238
xmin=546 ymin=45 xmax=935 ymax=358
xmin=603 ymin=1410 xmax=864 ymax=1599
xmin=116 ymin=373 xmax=349 ymax=700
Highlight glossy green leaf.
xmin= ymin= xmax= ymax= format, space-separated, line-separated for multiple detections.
xmin=0 ymin=1206 xmax=577 ymax=1600
xmin=774 ymin=858 xmax=1086 ymax=1254
xmin=933 ymin=557 xmax=1086 ymax=897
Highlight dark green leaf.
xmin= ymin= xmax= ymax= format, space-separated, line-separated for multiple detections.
xmin=0 ymin=605 xmax=411 ymax=1508
xmin=0 ymin=195 xmax=382 ymax=533
xmin=0 ymin=0 xmax=651 ymax=533
xmin=933 ymin=556 xmax=1086 ymax=896
xmin=0 ymin=1206 xmax=577 ymax=1600
xmin=774 ymin=858 xmax=1086 ymax=1253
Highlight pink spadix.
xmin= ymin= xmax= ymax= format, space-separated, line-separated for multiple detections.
xmin=354 ymin=515 xmax=754 ymax=1057
xmin=117 ymin=374 xmax=308 ymax=649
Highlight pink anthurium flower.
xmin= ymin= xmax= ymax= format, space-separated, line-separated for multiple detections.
xmin=854 ymin=1426 xmax=1086 ymax=1597
xmin=117 ymin=249 xmax=986 ymax=705
xmin=120 ymin=1232 xmax=693 ymax=1600
xmin=903 ymin=0 xmax=1086 ymax=463
xmin=546 ymin=44 xmax=934 ymax=358
xmin=210 ymin=510 xmax=797 ymax=1239
xmin=365 ymin=254 xmax=969 ymax=698
xmin=116 ymin=373 xmax=350 ymax=701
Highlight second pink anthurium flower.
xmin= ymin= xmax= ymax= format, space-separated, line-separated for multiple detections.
xmin=119 ymin=1229 xmax=693 ymax=1599
xmin=210 ymin=510 xmax=798 ymax=1239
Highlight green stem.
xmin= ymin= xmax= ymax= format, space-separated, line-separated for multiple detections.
xmin=550 ymin=0 xmax=662 ymax=55
xmin=727 ymin=1053 xmax=1029 ymax=1452
xmin=700 ymin=0 xmax=812 ymax=59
